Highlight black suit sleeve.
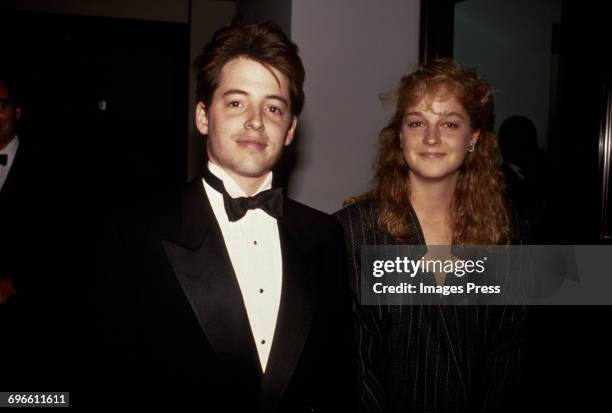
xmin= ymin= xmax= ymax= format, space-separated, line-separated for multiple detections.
xmin=322 ymin=219 xmax=359 ymax=412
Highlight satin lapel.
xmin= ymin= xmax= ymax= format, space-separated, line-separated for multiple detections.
xmin=0 ymin=140 xmax=24 ymax=196
xmin=160 ymin=179 xmax=261 ymax=376
xmin=261 ymin=210 xmax=318 ymax=409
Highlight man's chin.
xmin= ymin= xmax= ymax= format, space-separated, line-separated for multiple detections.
xmin=231 ymin=159 xmax=277 ymax=178
xmin=0 ymin=134 xmax=13 ymax=147
xmin=235 ymin=168 xmax=273 ymax=179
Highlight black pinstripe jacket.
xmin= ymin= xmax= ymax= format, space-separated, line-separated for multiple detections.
xmin=334 ymin=200 xmax=525 ymax=413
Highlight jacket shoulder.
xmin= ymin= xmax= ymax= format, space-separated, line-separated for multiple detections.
xmin=333 ymin=199 xmax=379 ymax=231
xmin=283 ymin=198 xmax=344 ymax=240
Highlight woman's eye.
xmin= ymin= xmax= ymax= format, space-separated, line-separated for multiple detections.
xmin=408 ymin=121 xmax=423 ymax=128
xmin=228 ymin=101 xmax=242 ymax=108
xmin=444 ymin=122 xmax=459 ymax=129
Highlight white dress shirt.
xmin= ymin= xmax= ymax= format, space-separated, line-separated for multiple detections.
xmin=202 ymin=162 xmax=283 ymax=372
xmin=0 ymin=135 xmax=19 ymax=191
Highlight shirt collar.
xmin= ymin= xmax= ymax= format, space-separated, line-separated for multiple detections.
xmin=0 ymin=134 xmax=19 ymax=158
xmin=207 ymin=161 xmax=273 ymax=198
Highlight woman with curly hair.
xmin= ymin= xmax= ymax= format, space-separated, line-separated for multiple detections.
xmin=335 ymin=59 xmax=525 ymax=412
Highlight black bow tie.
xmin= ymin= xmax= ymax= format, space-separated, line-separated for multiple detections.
xmin=0 ymin=154 xmax=7 ymax=166
xmin=202 ymin=167 xmax=283 ymax=222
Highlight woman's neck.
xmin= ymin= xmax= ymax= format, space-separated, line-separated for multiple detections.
xmin=409 ymin=173 xmax=457 ymax=222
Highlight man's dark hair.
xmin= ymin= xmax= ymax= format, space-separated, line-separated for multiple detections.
xmin=194 ymin=21 xmax=305 ymax=117
xmin=0 ymin=71 xmax=21 ymax=109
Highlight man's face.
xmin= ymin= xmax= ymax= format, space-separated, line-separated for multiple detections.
xmin=400 ymin=95 xmax=479 ymax=183
xmin=196 ymin=57 xmax=297 ymax=188
xmin=0 ymin=82 xmax=20 ymax=150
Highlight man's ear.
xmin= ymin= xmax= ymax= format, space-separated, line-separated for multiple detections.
xmin=195 ymin=102 xmax=209 ymax=135
xmin=284 ymin=116 xmax=298 ymax=146
xmin=15 ymin=108 xmax=21 ymax=121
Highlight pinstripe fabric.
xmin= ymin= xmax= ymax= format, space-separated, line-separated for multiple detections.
xmin=334 ymin=200 xmax=525 ymax=413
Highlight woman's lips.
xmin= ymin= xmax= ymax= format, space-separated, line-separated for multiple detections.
xmin=419 ymin=152 xmax=445 ymax=159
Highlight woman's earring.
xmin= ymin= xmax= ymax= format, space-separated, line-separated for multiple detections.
xmin=468 ymin=143 xmax=475 ymax=152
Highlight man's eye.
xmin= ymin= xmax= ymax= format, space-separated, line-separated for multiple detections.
xmin=228 ymin=101 xmax=242 ymax=108
xmin=268 ymin=106 xmax=282 ymax=115
xmin=0 ymin=103 xmax=8 ymax=110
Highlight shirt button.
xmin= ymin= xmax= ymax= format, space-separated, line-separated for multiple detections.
xmin=259 ymin=288 xmax=264 ymax=294
xmin=253 ymin=240 xmax=258 ymax=245
xmin=260 ymin=339 xmax=266 ymax=345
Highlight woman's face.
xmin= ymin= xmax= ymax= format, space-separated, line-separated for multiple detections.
xmin=400 ymin=94 xmax=479 ymax=183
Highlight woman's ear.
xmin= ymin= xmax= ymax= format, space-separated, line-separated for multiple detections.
xmin=471 ymin=129 xmax=480 ymax=145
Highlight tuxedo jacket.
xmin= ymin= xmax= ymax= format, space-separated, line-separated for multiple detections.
xmin=94 ymin=177 xmax=356 ymax=411
xmin=0 ymin=138 xmax=31 ymax=379
xmin=0 ymin=139 xmax=26 ymax=202
xmin=0 ymin=137 xmax=53 ymax=299
xmin=0 ymin=138 xmax=69 ymax=388
xmin=1 ymin=139 xmax=36 ymax=279
xmin=334 ymin=200 xmax=525 ymax=413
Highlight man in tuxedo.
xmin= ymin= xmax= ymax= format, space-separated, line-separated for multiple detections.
xmin=0 ymin=75 xmax=22 ymax=305
xmin=0 ymin=74 xmax=47 ymax=311
xmin=97 ymin=22 xmax=355 ymax=411
xmin=0 ymin=73 xmax=62 ymax=388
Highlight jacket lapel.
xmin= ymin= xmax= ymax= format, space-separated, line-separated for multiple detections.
xmin=402 ymin=205 xmax=468 ymax=401
xmin=433 ymin=305 xmax=468 ymax=402
xmin=160 ymin=179 xmax=261 ymax=376
xmin=261 ymin=203 xmax=318 ymax=410
xmin=0 ymin=139 xmax=24 ymax=197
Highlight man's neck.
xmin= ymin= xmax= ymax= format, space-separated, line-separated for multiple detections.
xmin=0 ymin=134 xmax=16 ymax=152
xmin=228 ymin=172 xmax=267 ymax=197
xmin=208 ymin=161 xmax=271 ymax=197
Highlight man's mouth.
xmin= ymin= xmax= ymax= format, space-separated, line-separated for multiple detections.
xmin=236 ymin=137 xmax=267 ymax=150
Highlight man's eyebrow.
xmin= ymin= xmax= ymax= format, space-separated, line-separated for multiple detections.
xmin=265 ymin=95 xmax=288 ymax=106
xmin=222 ymin=89 xmax=288 ymax=106
xmin=222 ymin=89 xmax=248 ymax=97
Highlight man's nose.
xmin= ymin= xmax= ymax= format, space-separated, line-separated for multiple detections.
xmin=245 ymin=108 xmax=264 ymax=131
